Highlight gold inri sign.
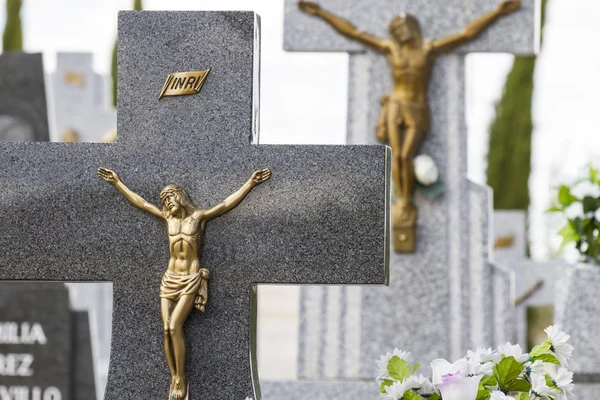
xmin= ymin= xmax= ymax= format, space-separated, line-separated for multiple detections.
xmin=158 ymin=69 xmax=210 ymax=100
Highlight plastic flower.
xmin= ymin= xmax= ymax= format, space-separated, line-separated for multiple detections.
xmin=467 ymin=347 xmax=500 ymax=364
xmin=377 ymin=348 xmax=411 ymax=380
xmin=436 ymin=371 xmax=482 ymax=400
xmin=382 ymin=380 xmax=409 ymax=400
xmin=405 ymin=374 xmax=436 ymax=397
xmin=530 ymin=373 xmax=559 ymax=399
xmin=466 ymin=357 xmax=494 ymax=376
xmin=570 ymin=181 xmax=600 ymax=199
xmin=490 ymin=391 xmax=515 ymax=400
xmin=548 ymin=367 xmax=574 ymax=399
xmin=430 ymin=358 xmax=470 ymax=385
xmin=414 ymin=154 xmax=438 ymax=186
xmin=526 ymin=360 xmax=548 ymax=376
xmin=497 ymin=343 xmax=529 ymax=362
xmin=545 ymin=326 xmax=574 ymax=367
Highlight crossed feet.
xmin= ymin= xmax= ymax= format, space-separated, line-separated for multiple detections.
xmin=170 ymin=376 xmax=189 ymax=400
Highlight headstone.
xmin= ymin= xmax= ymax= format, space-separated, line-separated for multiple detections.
xmin=277 ymin=0 xmax=537 ymax=386
xmin=0 ymin=11 xmax=389 ymax=400
xmin=0 ymin=53 xmax=50 ymax=142
xmin=0 ymin=282 xmax=97 ymax=400
xmin=49 ymin=52 xmax=116 ymax=142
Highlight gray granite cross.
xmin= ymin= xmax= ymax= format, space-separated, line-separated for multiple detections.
xmin=280 ymin=0 xmax=537 ymax=385
xmin=0 ymin=11 xmax=389 ymax=400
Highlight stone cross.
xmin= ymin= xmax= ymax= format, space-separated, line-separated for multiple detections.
xmin=0 ymin=53 xmax=50 ymax=142
xmin=282 ymin=0 xmax=537 ymax=382
xmin=0 ymin=11 xmax=389 ymax=400
xmin=49 ymin=52 xmax=116 ymax=142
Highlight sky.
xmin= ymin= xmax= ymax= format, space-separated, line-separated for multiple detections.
xmin=5 ymin=0 xmax=600 ymax=260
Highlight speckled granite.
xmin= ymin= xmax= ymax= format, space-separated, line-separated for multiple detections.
xmin=285 ymin=0 xmax=537 ymax=383
xmin=0 ymin=11 xmax=390 ymax=400
xmin=555 ymin=266 xmax=600 ymax=375
xmin=0 ymin=53 xmax=50 ymax=142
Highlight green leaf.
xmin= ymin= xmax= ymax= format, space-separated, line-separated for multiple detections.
xmin=387 ymin=356 xmax=410 ymax=381
xmin=403 ymin=391 xmax=422 ymax=400
xmin=475 ymin=387 xmax=491 ymax=400
xmin=493 ymin=356 xmax=525 ymax=391
xmin=379 ymin=379 xmax=395 ymax=394
xmin=481 ymin=374 xmax=498 ymax=387
xmin=558 ymin=223 xmax=579 ymax=250
xmin=428 ymin=394 xmax=440 ymax=400
xmin=545 ymin=374 xmax=555 ymax=388
xmin=590 ymin=166 xmax=599 ymax=184
xmin=530 ymin=340 xmax=552 ymax=357
xmin=506 ymin=378 xmax=532 ymax=392
xmin=573 ymin=218 xmax=584 ymax=235
xmin=546 ymin=205 xmax=563 ymax=212
xmin=532 ymin=353 xmax=560 ymax=365
xmin=514 ymin=393 xmax=530 ymax=400
xmin=584 ymin=196 xmax=598 ymax=213
xmin=411 ymin=363 xmax=421 ymax=374
xmin=558 ymin=185 xmax=577 ymax=205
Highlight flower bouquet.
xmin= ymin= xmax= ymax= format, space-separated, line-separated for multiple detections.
xmin=377 ymin=326 xmax=574 ymax=400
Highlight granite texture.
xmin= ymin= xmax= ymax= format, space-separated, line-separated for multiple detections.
xmin=0 ymin=53 xmax=50 ymax=142
xmin=50 ymin=52 xmax=116 ymax=142
xmin=0 ymin=283 xmax=72 ymax=398
xmin=285 ymin=0 xmax=537 ymax=383
xmin=555 ymin=266 xmax=600 ymax=374
xmin=284 ymin=0 xmax=538 ymax=54
xmin=493 ymin=210 xmax=528 ymax=262
xmin=0 ymin=11 xmax=389 ymax=400
xmin=72 ymin=311 xmax=97 ymax=400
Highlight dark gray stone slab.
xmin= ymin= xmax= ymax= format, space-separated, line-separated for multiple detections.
xmin=0 ymin=11 xmax=389 ymax=400
xmin=72 ymin=311 xmax=97 ymax=400
xmin=0 ymin=282 xmax=71 ymax=399
xmin=0 ymin=53 xmax=50 ymax=142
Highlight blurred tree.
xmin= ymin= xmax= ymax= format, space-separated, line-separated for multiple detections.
xmin=112 ymin=0 xmax=143 ymax=107
xmin=486 ymin=0 xmax=549 ymax=210
xmin=2 ymin=0 xmax=23 ymax=51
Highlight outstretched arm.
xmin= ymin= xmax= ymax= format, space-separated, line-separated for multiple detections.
xmin=298 ymin=1 xmax=389 ymax=53
xmin=203 ymin=169 xmax=271 ymax=221
xmin=97 ymin=168 xmax=164 ymax=219
xmin=431 ymin=0 xmax=521 ymax=53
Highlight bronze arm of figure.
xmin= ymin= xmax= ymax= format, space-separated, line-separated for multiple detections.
xmin=432 ymin=0 xmax=521 ymax=52
xmin=298 ymin=1 xmax=391 ymax=53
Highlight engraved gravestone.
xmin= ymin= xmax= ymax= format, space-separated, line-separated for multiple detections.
xmin=49 ymin=52 xmax=116 ymax=142
xmin=0 ymin=11 xmax=389 ymax=400
xmin=262 ymin=1 xmax=536 ymax=398
xmin=0 ymin=282 xmax=98 ymax=400
xmin=0 ymin=53 xmax=50 ymax=142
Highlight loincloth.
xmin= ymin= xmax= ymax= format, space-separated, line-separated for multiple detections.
xmin=376 ymin=95 xmax=430 ymax=142
xmin=160 ymin=269 xmax=210 ymax=311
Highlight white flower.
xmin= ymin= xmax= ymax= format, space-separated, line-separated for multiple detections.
xmin=466 ymin=357 xmax=494 ymax=376
xmin=570 ymin=181 xmax=600 ymax=199
xmin=548 ymin=367 xmax=574 ymax=399
xmin=497 ymin=343 xmax=529 ymax=363
xmin=467 ymin=347 xmax=500 ymax=364
xmin=430 ymin=358 xmax=470 ymax=385
xmin=595 ymin=208 xmax=600 ymax=221
xmin=530 ymin=372 xmax=559 ymax=399
xmin=414 ymin=154 xmax=438 ymax=186
xmin=564 ymin=201 xmax=584 ymax=220
xmin=545 ymin=325 xmax=574 ymax=367
xmin=377 ymin=348 xmax=412 ymax=380
xmin=382 ymin=380 xmax=409 ymax=400
xmin=527 ymin=360 xmax=548 ymax=375
xmin=405 ymin=374 xmax=436 ymax=397
xmin=490 ymin=391 xmax=515 ymax=400
xmin=436 ymin=372 xmax=482 ymax=400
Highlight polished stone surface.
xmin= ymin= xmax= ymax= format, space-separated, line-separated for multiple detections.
xmin=0 ymin=11 xmax=389 ymax=400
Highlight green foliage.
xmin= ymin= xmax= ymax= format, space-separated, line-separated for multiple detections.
xmin=387 ymin=356 xmax=410 ymax=381
xmin=379 ymin=379 xmax=395 ymax=394
xmin=529 ymin=340 xmax=551 ymax=357
xmin=2 ymin=0 xmax=23 ymax=51
xmin=486 ymin=0 xmax=549 ymax=212
xmin=515 ymin=393 xmax=531 ymax=400
xmin=531 ymin=353 xmax=560 ymax=366
xmin=493 ymin=356 xmax=531 ymax=393
xmin=403 ymin=390 xmax=422 ymax=400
